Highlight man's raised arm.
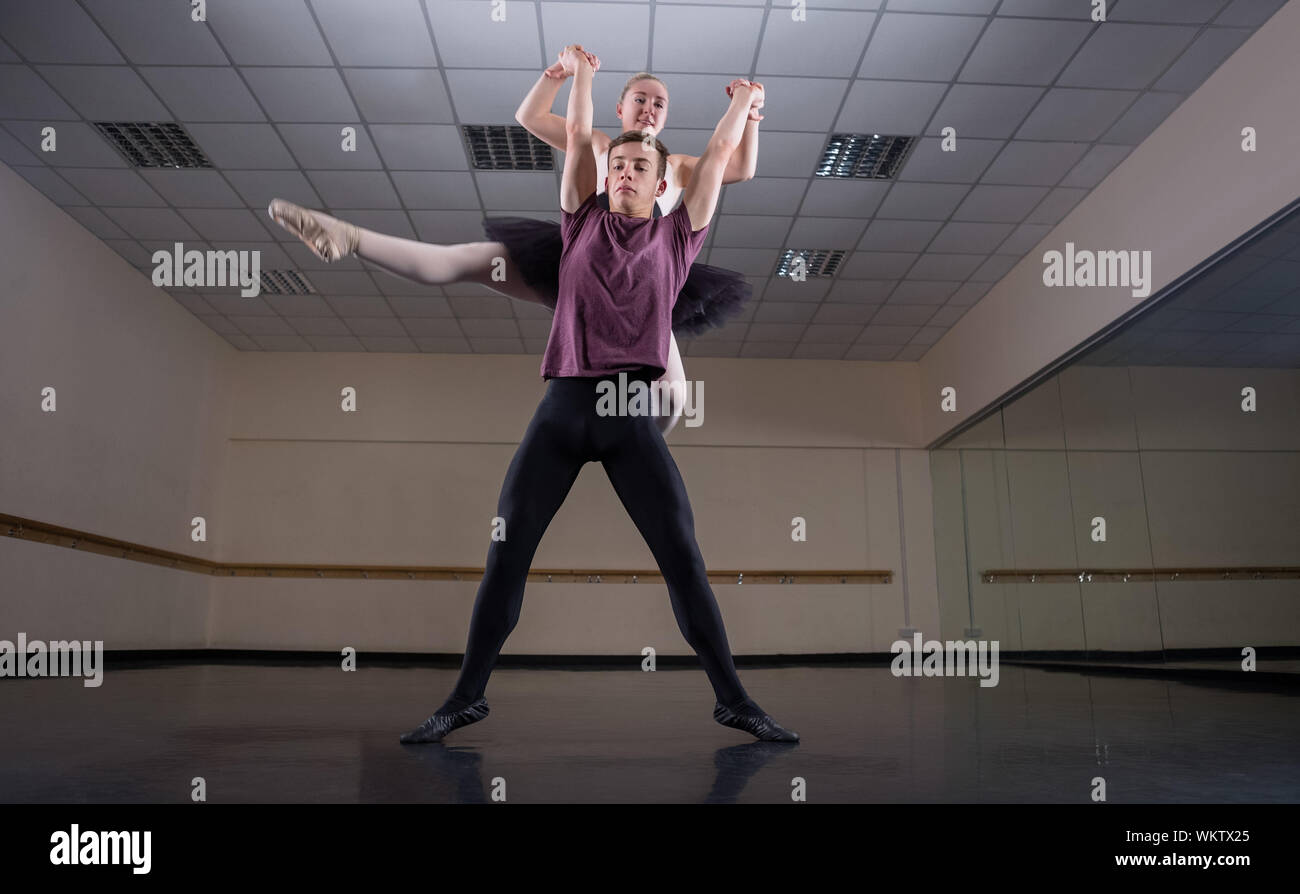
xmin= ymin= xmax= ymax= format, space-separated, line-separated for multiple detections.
xmin=560 ymin=46 xmax=597 ymax=214
xmin=683 ymin=80 xmax=756 ymax=232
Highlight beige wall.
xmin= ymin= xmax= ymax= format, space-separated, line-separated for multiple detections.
xmin=918 ymin=0 xmax=1300 ymax=445
xmin=932 ymin=365 xmax=1300 ymax=651
xmin=0 ymin=162 xmax=226 ymax=648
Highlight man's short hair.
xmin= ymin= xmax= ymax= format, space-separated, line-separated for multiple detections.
xmin=607 ymin=131 xmax=669 ymax=182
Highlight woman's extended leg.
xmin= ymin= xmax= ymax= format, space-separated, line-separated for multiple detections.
xmin=267 ymin=199 xmax=553 ymax=305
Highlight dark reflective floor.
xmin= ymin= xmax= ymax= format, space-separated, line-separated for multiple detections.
xmin=1 ymin=663 xmax=1297 ymax=803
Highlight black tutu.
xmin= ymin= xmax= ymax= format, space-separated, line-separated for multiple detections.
xmin=482 ymin=215 xmax=751 ymax=338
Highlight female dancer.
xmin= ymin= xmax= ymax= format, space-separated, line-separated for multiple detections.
xmin=268 ymin=46 xmax=764 ymax=434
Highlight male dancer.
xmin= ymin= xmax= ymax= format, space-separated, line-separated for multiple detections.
xmin=401 ymin=46 xmax=797 ymax=744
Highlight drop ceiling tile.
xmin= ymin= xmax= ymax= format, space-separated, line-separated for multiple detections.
xmin=1112 ymin=0 xmax=1231 ymax=23
xmin=858 ymin=219 xmax=943 ymax=252
xmin=897 ymin=136 xmax=1004 ymax=183
xmin=1015 ymin=88 xmax=1138 ymax=141
xmin=2 ymin=121 xmax=127 ymax=166
xmin=800 ymin=322 xmax=859 ymax=343
xmin=859 ymin=13 xmax=985 ymax=81
xmin=761 ymin=278 xmax=830 ymax=301
xmin=414 ymin=336 xmax=472 ymax=352
xmin=753 ymin=301 xmax=818 ymax=323
xmin=405 ymin=318 xmax=468 ymax=337
xmin=947 ymin=281 xmax=992 ymax=304
xmin=81 ymin=0 xmax=228 ymax=64
xmin=202 ymin=294 xmax=275 ymax=315
xmin=756 ymin=9 xmax=873 ymax=77
xmin=910 ymin=252 xmax=985 ymax=279
xmin=746 ymin=78 xmax=850 ymax=132
xmin=323 ymin=296 xmax=390 ymax=317
xmin=887 ymin=281 xmax=961 ymax=304
xmin=1154 ymin=27 xmax=1252 ymax=92
xmin=225 ymin=170 xmax=323 ymax=209
xmin=1059 ymin=143 xmax=1131 ymax=188
xmin=443 ymin=68 xmax=554 ymax=125
xmin=738 ymin=131 xmax=827 ymax=178
xmin=333 ymin=210 xmax=418 ymax=240
xmin=63 ymin=205 xmax=128 ymax=238
xmin=996 ymin=0 xmax=1104 ymax=15
xmin=981 ymin=140 xmax=1089 ymax=185
xmin=343 ymin=69 xmax=454 ymax=124
xmin=306 ymin=270 xmax=379 ymax=296
xmin=242 ymin=67 xmax=358 ymax=122
xmin=410 ymin=209 xmax=494 ymax=243
xmin=927 ymin=303 xmax=970 ymax=326
xmin=708 ymin=248 xmax=780 ymax=276
xmin=835 ymin=79 xmax=948 ymax=134
xmin=139 ymin=170 xmax=246 ymax=207
xmin=139 ymin=67 xmax=266 ymax=121
xmin=845 ymin=343 xmax=900 ymax=360
xmin=39 ymin=64 xmax=173 ymax=119
xmin=652 ymin=4 xmax=764 ymax=72
xmin=929 ymin=221 xmax=1015 ymax=253
xmin=236 ymin=315 xmax=297 ymax=336
xmin=289 ymin=317 xmax=349 ymax=336
xmin=11 ymin=166 xmax=87 ymax=204
xmin=103 ymin=207 xmax=199 ymax=240
xmin=1024 ymin=186 xmax=1087 ymax=224
xmin=887 ymin=0 xmax=996 ymax=12
xmin=952 ymin=184 xmax=1049 ymax=222
xmin=59 ymin=169 xmax=166 ymax=206
xmin=0 ymin=125 xmax=41 ymax=164
xmin=969 ymin=254 xmax=1020 ymax=281
xmin=871 ymin=304 xmax=938 ymax=326
xmin=792 ymin=342 xmax=850 ymax=358
xmin=389 ymin=295 xmax=454 ymax=316
xmin=909 ymin=326 xmax=946 ymax=345
xmin=876 ymin=182 xmax=970 ymax=219
xmin=926 ymin=85 xmax=1044 ymax=139
xmin=842 ymin=252 xmax=918 ymax=278
xmin=391 ymin=171 xmax=480 ymax=208
xmin=0 ymin=0 xmax=121 ymax=62
xmin=895 ymin=344 xmax=930 ymax=360
xmin=744 ymin=322 xmax=807 ymax=341
xmin=798 ymin=180 xmax=888 ymax=217
xmin=311 ymin=0 xmax=437 ymax=66
xmin=1058 ymin=25 xmax=1199 ymax=89
xmin=186 ymin=123 xmax=296 ymax=169
xmin=0 ymin=66 xmax=93 ymax=119
xmin=306 ymin=171 xmax=401 ymax=209
xmin=787 ymin=217 xmax=867 ymax=249
xmin=996 ymin=221 xmax=1053 ymax=254
xmin=178 ymin=209 xmax=276 ymax=241
xmin=1098 ymin=92 xmax=1185 ymax=144
xmin=427 ymin=0 xmax=544 ymax=68
xmin=719 ymin=178 xmax=807 ymax=215
xmin=712 ymin=215 xmax=791 ymax=248
xmin=278 ymin=123 xmax=383 ymax=169
xmin=347 ymin=317 xmax=410 ymax=337
xmin=371 ymin=124 xmax=467 ymax=170
xmin=208 ymin=0 xmax=333 ymax=65
xmin=1214 ymin=0 xmax=1288 ymax=27
xmin=857 ymin=325 xmax=919 ymax=345
xmin=959 ymin=18 xmax=1091 ymax=84
xmin=739 ymin=342 xmax=796 ymax=359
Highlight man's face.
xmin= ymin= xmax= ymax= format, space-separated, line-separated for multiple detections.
xmin=606 ymin=145 xmax=665 ymax=217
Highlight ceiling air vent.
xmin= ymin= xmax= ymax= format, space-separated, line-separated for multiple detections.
xmin=259 ymin=270 xmax=316 ymax=295
xmin=461 ymin=125 xmax=554 ymax=171
xmin=93 ymin=122 xmax=211 ymax=168
xmin=817 ymin=133 xmax=915 ymax=180
xmin=777 ymin=249 xmax=846 ymax=278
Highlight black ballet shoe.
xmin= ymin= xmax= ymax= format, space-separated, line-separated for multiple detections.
xmin=399 ymin=697 xmax=490 ymax=744
xmin=713 ymin=702 xmax=799 ymax=743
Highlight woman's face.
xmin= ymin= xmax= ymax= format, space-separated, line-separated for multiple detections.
xmin=617 ymin=79 xmax=669 ymax=136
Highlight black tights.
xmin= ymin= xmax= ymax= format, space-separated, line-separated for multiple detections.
xmin=437 ymin=370 xmax=763 ymax=717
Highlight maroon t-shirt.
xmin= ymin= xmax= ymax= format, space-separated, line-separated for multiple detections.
xmin=540 ymin=191 xmax=709 ymax=379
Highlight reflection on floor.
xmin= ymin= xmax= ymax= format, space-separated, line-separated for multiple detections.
xmin=1 ymin=662 xmax=1296 ymax=803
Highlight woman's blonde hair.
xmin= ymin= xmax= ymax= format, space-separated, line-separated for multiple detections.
xmin=619 ymin=72 xmax=668 ymax=104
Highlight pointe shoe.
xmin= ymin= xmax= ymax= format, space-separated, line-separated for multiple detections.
xmin=399 ymin=697 xmax=490 ymax=744
xmin=267 ymin=198 xmax=359 ymax=263
xmin=714 ymin=702 xmax=799 ymax=743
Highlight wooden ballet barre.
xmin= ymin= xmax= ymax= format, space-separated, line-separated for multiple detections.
xmin=982 ymin=567 xmax=1300 ymax=584
xmin=1 ymin=514 xmax=890 ymax=584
